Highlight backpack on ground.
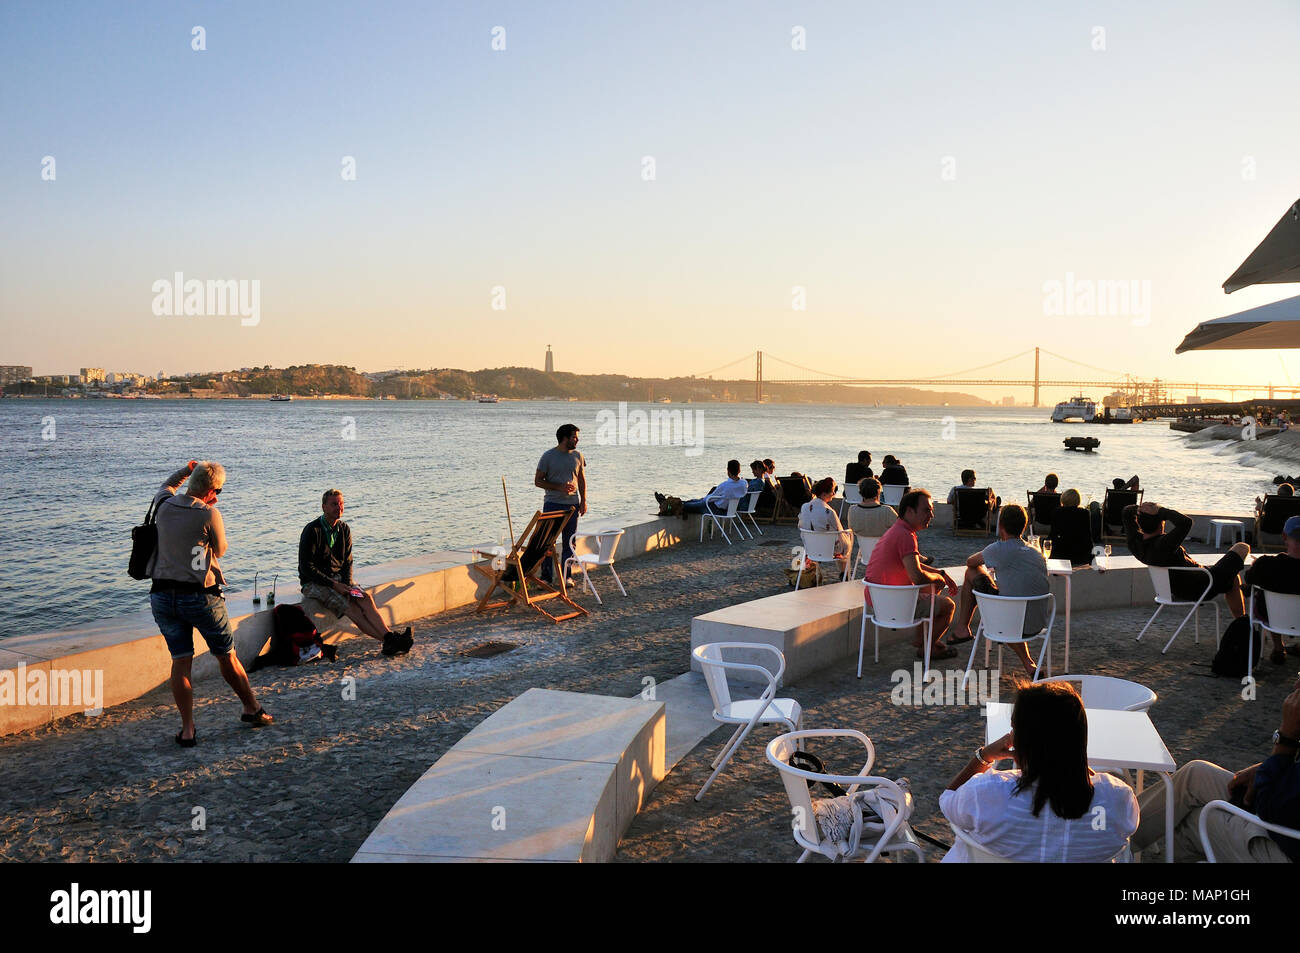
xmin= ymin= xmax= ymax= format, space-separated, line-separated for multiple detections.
xmin=1211 ymin=616 xmax=1261 ymax=678
xmin=253 ymin=603 xmax=337 ymax=669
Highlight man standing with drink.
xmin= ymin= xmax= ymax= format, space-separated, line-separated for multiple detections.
xmin=535 ymin=424 xmax=586 ymax=585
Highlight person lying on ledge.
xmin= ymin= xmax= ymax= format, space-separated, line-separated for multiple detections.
xmin=1123 ymin=500 xmax=1249 ymax=619
xmin=672 ymin=459 xmax=751 ymax=517
xmin=299 ymin=488 xmax=413 ymax=657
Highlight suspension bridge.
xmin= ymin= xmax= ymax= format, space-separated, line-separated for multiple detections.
xmin=690 ymin=348 xmax=1297 ymax=406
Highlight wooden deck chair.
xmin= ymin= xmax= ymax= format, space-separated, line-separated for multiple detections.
xmin=1027 ymin=491 xmax=1061 ymax=534
xmin=1255 ymin=496 xmax=1300 ymax=552
xmin=770 ymin=475 xmax=813 ymax=524
xmin=1101 ymin=488 xmax=1142 ymax=542
xmin=473 ymin=510 xmax=589 ymax=623
xmin=953 ymin=488 xmax=995 ymax=537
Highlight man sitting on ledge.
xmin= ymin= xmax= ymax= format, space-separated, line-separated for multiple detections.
xmin=1123 ymin=500 xmax=1249 ymax=618
xmin=677 ymin=459 xmax=751 ymax=517
xmin=299 ymin=488 xmax=413 ymax=657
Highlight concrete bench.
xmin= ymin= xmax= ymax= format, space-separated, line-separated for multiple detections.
xmin=351 ymin=688 xmax=666 ymax=863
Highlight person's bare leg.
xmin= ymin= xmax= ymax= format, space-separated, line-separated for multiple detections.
xmin=171 ymin=657 xmax=195 ymax=740
xmin=1226 ymin=542 xmax=1250 ymax=618
xmin=949 ymin=568 xmax=984 ymax=640
xmin=932 ymin=593 xmax=956 ymax=648
xmin=215 ymin=651 xmax=261 ymax=715
xmin=343 ymin=600 xmax=388 ymax=641
xmin=356 ymin=591 xmax=390 ymax=635
xmin=1010 ymin=642 xmax=1037 ymax=675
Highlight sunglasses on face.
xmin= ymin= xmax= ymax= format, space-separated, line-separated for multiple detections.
xmin=213 ymin=487 xmax=223 ymax=496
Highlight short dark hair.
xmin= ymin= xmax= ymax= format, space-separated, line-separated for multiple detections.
xmin=1112 ymin=478 xmax=1125 ymax=490
xmin=556 ymin=424 xmax=579 ymax=443
xmin=899 ymin=488 xmax=931 ymax=517
xmin=1044 ymin=472 xmax=1059 ymax=490
xmin=999 ymin=503 xmax=1028 ymax=537
xmin=858 ymin=450 xmax=871 ymax=464
xmin=322 ymin=488 xmax=343 ymax=507
xmin=812 ymin=477 xmax=836 ymax=497
xmin=763 ymin=458 xmax=775 ymax=470
xmin=727 ymin=459 xmax=741 ymax=478
xmin=883 ymin=454 xmax=898 ymax=467
xmin=750 ymin=459 xmax=765 ymax=475
xmin=859 ymin=477 xmax=881 ymax=500
xmin=1137 ymin=508 xmax=1162 ymax=533
xmin=1281 ymin=483 xmax=1295 ymax=498
xmin=961 ymin=468 xmax=976 ymax=484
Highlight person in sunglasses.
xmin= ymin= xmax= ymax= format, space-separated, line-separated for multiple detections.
xmin=148 ymin=460 xmax=270 ymax=747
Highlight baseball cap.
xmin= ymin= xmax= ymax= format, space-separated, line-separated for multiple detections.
xmin=1284 ymin=515 xmax=1300 ymax=538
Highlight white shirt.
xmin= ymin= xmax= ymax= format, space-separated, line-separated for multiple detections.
xmin=705 ymin=476 xmax=750 ymax=505
xmin=939 ymin=769 xmax=1137 ymax=863
xmin=798 ymin=497 xmax=844 ymax=533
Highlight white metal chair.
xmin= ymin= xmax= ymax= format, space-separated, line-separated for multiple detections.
xmin=962 ymin=591 xmax=1056 ymax=688
xmin=737 ymin=489 xmax=764 ymax=538
xmin=563 ymin=529 xmax=626 ymax=606
xmin=693 ymin=642 xmax=802 ymax=801
xmin=1135 ymin=566 xmax=1219 ymax=654
xmin=946 ymin=822 xmax=1131 ymax=863
xmin=859 ymin=582 xmax=937 ymax=677
xmin=1198 ymin=799 xmax=1300 ymax=863
xmin=699 ymin=495 xmax=743 ymax=544
xmin=846 ymin=533 xmax=880 ymax=581
xmin=766 ymin=729 xmax=925 ymax=863
xmin=881 ymin=484 xmax=907 ymax=507
xmin=839 ymin=481 xmax=863 ymax=519
xmin=796 ymin=528 xmax=849 ymax=589
xmin=1033 ymin=674 xmax=1157 ymax=712
xmin=1248 ymin=586 xmax=1300 ymax=680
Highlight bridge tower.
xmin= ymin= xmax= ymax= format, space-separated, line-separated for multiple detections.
xmin=756 ymin=351 xmax=763 ymax=403
xmin=1033 ymin=347 xmax=1040 ymax=408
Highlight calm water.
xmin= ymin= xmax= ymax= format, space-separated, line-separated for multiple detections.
xmin=0 ymin=399 xmax=1277 ymax=639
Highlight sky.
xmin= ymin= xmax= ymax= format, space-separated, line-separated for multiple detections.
xmin=3 ymin=0 xmax=1299 ymax=404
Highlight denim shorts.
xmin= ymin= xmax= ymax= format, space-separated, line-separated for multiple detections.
xmin=150 ymin=591 xmax=235 ymax=659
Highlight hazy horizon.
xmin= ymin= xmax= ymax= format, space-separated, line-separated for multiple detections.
xmin=4 ymin=0 xmax=1300 ymax=407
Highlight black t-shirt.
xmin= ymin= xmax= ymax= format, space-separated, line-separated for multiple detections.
xmin=1049 ymin=507 xmax=1094 ymax=566
xmin=299 ymin=518 xmax=353 ymax=587
xmin=845 ymin=462 xmax=873 ymax=484
xmin=1245 ymin=553 xmax=1300 ymax=595
xmin=880 ymin=465 xmax=909 ymax=486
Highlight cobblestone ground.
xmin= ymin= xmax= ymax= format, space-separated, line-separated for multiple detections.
xmin=0 ymin=520 xmax=1283 ymax=863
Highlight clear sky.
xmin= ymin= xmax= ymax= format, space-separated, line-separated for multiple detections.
xmin=3 ymin=0 xmax=1299 ymax=403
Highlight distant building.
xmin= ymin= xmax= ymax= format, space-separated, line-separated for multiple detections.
xmin=544 ymin=345 xmax=554 ymax=374
xmin=1001 ymin=396 xmax=1016 ymax=406
xmin=80 ymin=367 xmax=106 ymax=384
xmin=0 ymin=366 xmax=33 ymax=385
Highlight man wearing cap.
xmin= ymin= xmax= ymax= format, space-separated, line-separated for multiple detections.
xmin=1123 ymin=500 xmax=1250 ymax=619
xmin=1243 ymin=515 xmax=1300 ymax=665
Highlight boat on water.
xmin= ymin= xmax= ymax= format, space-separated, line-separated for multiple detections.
xmin=657 ymin=397 xmax=672 ymax=404
xmin=269 ymin=394 xmax=293 ymax=402
xmin=477 ymin=394 xmax=500 ymax=403
xmin=1051 ymin=395 xmax=1096 ymax=422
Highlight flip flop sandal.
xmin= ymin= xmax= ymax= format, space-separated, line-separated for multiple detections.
xmin=240 ymin=708 xmax=273 ymax=727
xmin=175 ymin=730 xmax=197 ymax=748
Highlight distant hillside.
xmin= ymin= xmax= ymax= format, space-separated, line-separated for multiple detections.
xmin=146 ymin=364 xmax=987 ymax=405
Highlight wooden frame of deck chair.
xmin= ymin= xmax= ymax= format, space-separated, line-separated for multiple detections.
xmin=473 ymin=509 xmax=589 ymax=623
xmin=769 ymin=474 xmax=813 ymax=525
xmin=953 ymin=488 xmax=996 ymax=537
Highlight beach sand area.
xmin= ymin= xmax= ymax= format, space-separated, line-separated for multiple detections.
xmin=0 ymin=521 xmax=1289 ymax=863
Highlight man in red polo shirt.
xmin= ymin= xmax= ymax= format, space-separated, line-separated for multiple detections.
xmin=864 ymin=488 xmax=959 ymax=659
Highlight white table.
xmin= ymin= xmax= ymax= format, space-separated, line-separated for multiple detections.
xmin=1210 ymin=519 xmax=1246 ymax=547
xmin=986 ymin=701 xmax=1177 ymax=862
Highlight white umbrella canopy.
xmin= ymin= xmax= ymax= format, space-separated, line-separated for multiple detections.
xmin=1176 ymin=294 xmax=1300 ymax=353
xmin=1223 ymin=198 xmax=1300 ymax=293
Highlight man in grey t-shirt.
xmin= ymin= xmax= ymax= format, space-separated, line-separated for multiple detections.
xmin=535 ymin=423 xmax=587 ymax=584
xmin=947 ymin=503 xmax=1050 ymax=676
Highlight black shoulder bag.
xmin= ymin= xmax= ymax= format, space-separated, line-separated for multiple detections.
xmin=128 ymin=497 xmax=161 ymax=580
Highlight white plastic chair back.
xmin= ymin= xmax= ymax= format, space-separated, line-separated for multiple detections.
xmin=1149 ymin=567 xmax=1174 ymax=603
xmin=799 ymin=528 xmax=842 ymax=563
xmin=693 ymin=642 xmax=785 ymax=714
xmin=590 ymin=529 xmax=623 ymax=564
xmin=694 ymin=643 xmax=734 ymax=712
xmin=973 ymin=591 xmax=1053 ymax=643
xmin=738 ymin=490 xmax=761 ymax=515
xmin=1149 ymin=566 xmax=1211 ymax=605
xmin=881 ymin=484 xmax=906 ymax=507
xmin=855 ymin=535 xmax=879 ymax=563
xmin=722 ymin=496 xmax=742 ymax=518
xmin=1034 ymin=674 xmax=1156 ymax=712
xmin=768 ymin=733 xmax=821 ymax=850
xmin=1262 ymin=590 xmax=1300 ymax=636
xmin=843 ymin=483 xmax=863 ymax=506
xmin=865 ymin=582 xmax=922 ymax=628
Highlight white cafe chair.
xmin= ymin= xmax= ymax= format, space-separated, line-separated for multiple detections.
xmin=881 ymin=484 xmax=907 ymax=507
xmin=839 ymin=481 xmax=863 ymax=519
xmin=962 ymin=591 xmax=1056 ymax=689
xmin=796 ymin=529 xmax=849 ymax=589
xmin=1248 ymin=586 xmax=1300 ymax=680
xmin=1135 ymin=566 xmax=1219 ymax=655
xmin=859 ymin=582 xmax=937 ymax=677
xmin=1198 ymin=800 xmax=1300 ymax=863
xmin=736 ymin=489 xmax=764 ymax=538
xmin=563 ymin=529 xmax=626 ymax=606
xmin=846 ymin=533 xmax=880 ymax=581
xmin=700 ymin=495 xmax=744 ymax=545
xmin=693 ymin=642 xmax=802 ymax=801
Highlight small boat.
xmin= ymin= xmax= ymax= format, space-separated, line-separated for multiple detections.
xmin=477 ymin=394 xmax=499 ymax=403
xmin=1063 ymin=436 xmax=1100 ymax=452
xmin=269 ymin=394 xmax=293 ymax=402
xmin=1052 ymin=396 xmax=1096 ymax=422
xmin=657 ymin=397 xmax=672 ymax=403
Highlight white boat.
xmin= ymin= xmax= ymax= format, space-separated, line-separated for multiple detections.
xmin=477 ymin=394 xmax=499 ymax=403
xmin=1051 ymin=395 xmax=1095 ymax=422
xmin=269 ymin=394 xmax=293 ymax=402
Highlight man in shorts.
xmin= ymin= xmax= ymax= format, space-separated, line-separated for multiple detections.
xmin=299 ymin=489 xmax=413 ymax=657
xmin=948 ymin=503 xmax=1050 ymax=676
xmin=863 ymin=489 xmax=958 ymax=659
xmin=1124 ymin=500 xmax=1249 ymax=618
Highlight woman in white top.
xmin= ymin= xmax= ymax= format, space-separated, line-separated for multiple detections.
xmin=939 ymin=681 xmax=1138 ymax=862
xmin=798 ymin=477 xmax=850 ymax=557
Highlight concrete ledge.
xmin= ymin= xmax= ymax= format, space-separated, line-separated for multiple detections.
xmin=0 ymin=512 xmax=692 ymax=736
xmin=351 ymin=688 xmax=665 ymax=863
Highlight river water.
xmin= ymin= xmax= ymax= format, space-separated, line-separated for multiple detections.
xmin=0 ymin=398 xmax=1274 ymax=639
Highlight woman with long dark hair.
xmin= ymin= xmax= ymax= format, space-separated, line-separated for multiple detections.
xmin=939 ymin=681 xmax=1137 ymax=861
